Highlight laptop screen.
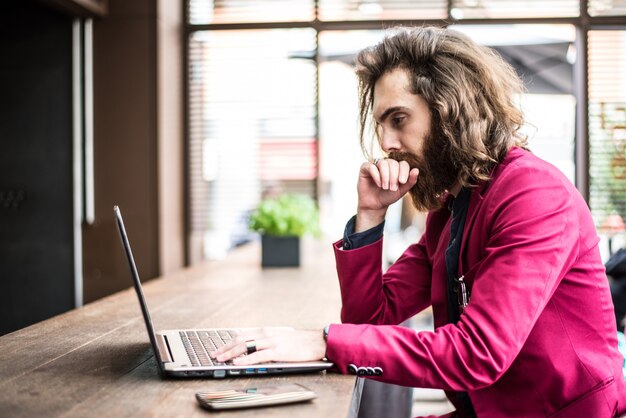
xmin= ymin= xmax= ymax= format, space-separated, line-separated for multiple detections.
xmin=114 ymin=205 xmax=166 ymax=375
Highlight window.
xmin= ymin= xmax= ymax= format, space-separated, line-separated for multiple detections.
xmin=450 ymin=0 xmax=579 ymax=19
xmin=185 ymin=1 xmax=626 ymax=262
xmin=589 ymin=0 xmax=626 ymax=16
xmin=188 ymin=0 xmax=314 ymax=24
xmin=187 ymin=28 xmax=317 ymax=261
xmin=318 ymin=0 xmax=447 ymax=21
xmin=588 ymin=30 xmax=626 ymax=252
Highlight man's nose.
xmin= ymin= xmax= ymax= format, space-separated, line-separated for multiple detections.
xmin=380 ymin=129 xmax=402 ymax=153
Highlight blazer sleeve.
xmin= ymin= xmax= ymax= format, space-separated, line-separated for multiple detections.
xmin=327 ymin=161 xmax=581 ymax=391
xmin=333 ymin=233 xmax=433 ymax=326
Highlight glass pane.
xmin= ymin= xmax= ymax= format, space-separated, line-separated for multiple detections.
xmin=318 ymin=31 xmax=385 ymax=236
xmin=319 ymin=25 xmax=577 ymax=240
xmin=588 ymin=30 xmax=626 ymax=255
xmin=589 ymin=0 xmax=626 ymax=16
xmin=450 ymin=0 xmax=579 ymax=19
xmin=189 ymin=0 xmax=314 ymax=24
xmin=318 ymin=30 xmax=421 ymax=263
xmin=318 ymin=0 xmax=447 ymax=21
xmin=453 ymin=25 xmax=576 ymax=183
xmin=188 ymin=29 xmax=317 ymax=261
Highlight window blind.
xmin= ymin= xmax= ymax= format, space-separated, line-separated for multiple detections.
xmin=588 ymin=30 xmax=626 ymax=233
xmin=187 ymin=29 xmax=318 ymax=260
xmin=317 ymin=0 xmax=447 ymax=21
xmin=589 ymin=0 xmax=626 ymax=16
xmin=188 ymin=0 xmax=315 ymax=24
xmin=185 ymin=0 xmax=626 ymax=261
xmin=449 ymin=0 xmax=579 ymax=19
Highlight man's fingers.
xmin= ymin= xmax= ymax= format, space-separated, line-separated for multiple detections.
xmin=215 ymin=336 xmax=276 ymax=365
xmin=377 ymin=159 xmax=390 ymax=190
xmin=364 ymin=162 xmax=382 ymax=188
xmin=398 ymin=161 xmax=410 ymax=184
xmin=233 ymin=350 xmax=274 ymax=366
xmin=400 ymin=168 xmax=419 ymax=191
xmin=388 ymin=159 xmax=400 ymax=191
xmin=233 ymin=341 xmax=275 ymax=365
xmin=213 ymin=343 xmax=246 ymax=362
xmin=211 ymin=330 xmax=265 ymax=360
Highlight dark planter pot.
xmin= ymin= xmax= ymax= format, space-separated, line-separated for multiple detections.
xmin=261 ymin=235 xmax=300 ymax=267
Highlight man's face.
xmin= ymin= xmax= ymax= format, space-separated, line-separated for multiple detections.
xmin=372 ymin=67 xmax=459 ymax=211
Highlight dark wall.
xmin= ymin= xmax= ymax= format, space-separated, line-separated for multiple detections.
xmin=82 ymin=0 xmax=160 ymax=303
xmin=0 ymin=0 xmax=75 ymax=335
xmin=0 ymin=0 xmax=180 ymax=333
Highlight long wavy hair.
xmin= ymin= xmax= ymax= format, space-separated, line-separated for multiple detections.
xmin=356 ymin=26 xmax=528 ymax=186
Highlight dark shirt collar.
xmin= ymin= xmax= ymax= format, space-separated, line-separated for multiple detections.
xmin=446 ymin=187 xmax=472 ymax=214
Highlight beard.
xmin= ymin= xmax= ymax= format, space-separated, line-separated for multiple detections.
xmin=388 ymin=132 xmax=459 ymax=212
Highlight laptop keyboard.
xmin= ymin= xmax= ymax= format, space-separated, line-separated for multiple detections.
xmin=180 ymin=330 xmax=237 ymax=367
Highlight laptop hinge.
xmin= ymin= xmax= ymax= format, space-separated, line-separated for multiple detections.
xmin=156 ymin=334 xmax=173 ymax=363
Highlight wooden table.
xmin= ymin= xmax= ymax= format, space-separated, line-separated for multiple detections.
xmin=0 ymin=239 xmax=362 ymax=417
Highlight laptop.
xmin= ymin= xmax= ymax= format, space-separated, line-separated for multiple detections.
xmin=114 ymin=205 xmax=333 ymax=378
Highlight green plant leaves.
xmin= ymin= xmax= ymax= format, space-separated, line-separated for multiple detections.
xmin=248 ymin=194 xmax=320 ymax=237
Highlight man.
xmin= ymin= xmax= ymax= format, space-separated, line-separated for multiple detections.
xmin=212 ymin=27 xmax=626 ymax=417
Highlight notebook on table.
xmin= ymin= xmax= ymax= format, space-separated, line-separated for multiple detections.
xmin=114 ymin=205 xmax=333 ymax=378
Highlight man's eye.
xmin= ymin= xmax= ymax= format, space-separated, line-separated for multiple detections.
xmin=392 ymin=116 xmax=404 ymax=126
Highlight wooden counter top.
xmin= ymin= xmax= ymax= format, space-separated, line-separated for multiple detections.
xmin=0 ymin=239 xmax=360 ymax=417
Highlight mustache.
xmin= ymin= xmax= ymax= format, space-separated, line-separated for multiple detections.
xmin=385 ymin=145 xmax=459 ymax=211
xmin=386 ymin=151 xmax=423 ymax=169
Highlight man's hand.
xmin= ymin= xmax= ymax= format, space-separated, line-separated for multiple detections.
xmin=356 ymin=158 xmax=419 ymax=232
xmin=209 ymin=327 xmax=327 ymax=366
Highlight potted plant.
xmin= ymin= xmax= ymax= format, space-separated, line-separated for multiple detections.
xmin=248 ymin=194 xmax=320 ymax=267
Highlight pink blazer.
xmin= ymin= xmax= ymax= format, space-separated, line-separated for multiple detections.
xmin=326 ymin=148 xmax=626 ymax=417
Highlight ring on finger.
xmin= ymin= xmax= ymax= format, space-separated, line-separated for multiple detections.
xmin=245 ymin=340 xmax=257 ymax=355
xmin=373 ymin=157 xmax=385 ymax=165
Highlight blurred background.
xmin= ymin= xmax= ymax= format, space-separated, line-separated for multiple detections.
xmin=2 ymin=1 xmax=626 ymax=414
xmin=1 ymin=0 xmax=626 ymax=339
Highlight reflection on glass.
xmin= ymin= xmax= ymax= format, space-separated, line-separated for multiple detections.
xmin=188 ymin=29 xmax=317 ymax=261
xmin=589 ymin=0 xmax=626 ymax=16
xmin=188 ymin=0 xmax=314 ymax=24
xmin=588 ymin=30 xmax=626 ymax=256
xmin=318 ymin=30 xmax=386 ymax=238
xmin=319 ymin=26 xmax=577 ymax=246
xmin=318 ymin=0 xmax=446 ymax=21
xmin=453 ymin=25 xmax=576 ymax=184
xmin=450 ymin=0 xmax=579 ymax=18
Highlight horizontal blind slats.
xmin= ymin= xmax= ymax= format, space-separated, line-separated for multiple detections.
xmin=589 ymin=0 xmax=626 ymax=16
xmin=318 ymin=0 xmax=447 ymax=21
xmin=450 ymin=0 xmax=579 ymax=18
xmin=188 ymin=29 xmax=318 ymax=259
xmin=588 ymin=30 xmax=626 ymax=231
xmin=189 ymin=0 xmax=314 ymax=24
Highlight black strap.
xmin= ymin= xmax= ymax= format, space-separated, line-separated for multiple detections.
xmin=444 ymin=187 xmax=476 ymax=417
